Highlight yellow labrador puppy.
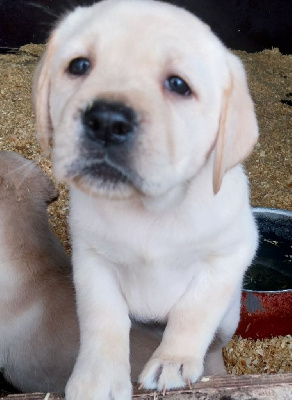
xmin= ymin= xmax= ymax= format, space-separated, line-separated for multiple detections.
xmin=33 ymin=0 xmax=258 ymax=398
xmin=0 ymin=151 xmax=79 ymax=392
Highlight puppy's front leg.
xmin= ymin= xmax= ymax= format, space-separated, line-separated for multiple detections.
xmin=139 ymin=253 xmax=248 ymax=392
xmin=66 ymin=247 xmax=131 ymax=400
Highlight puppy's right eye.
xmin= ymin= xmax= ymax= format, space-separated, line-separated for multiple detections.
xmin=67 ymin=57 xmax=91 ymax=76
xmin=164 ymin=76 xmax=191 ymax=96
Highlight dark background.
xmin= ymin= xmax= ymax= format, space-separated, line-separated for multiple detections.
xmin=0 ymin=0 xmax=291 ymax=54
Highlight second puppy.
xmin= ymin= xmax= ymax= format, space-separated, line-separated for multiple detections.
xmin=0 ymin=151 xmax=79 ymax=393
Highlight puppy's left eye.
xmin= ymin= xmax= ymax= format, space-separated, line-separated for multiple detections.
xmin=67 ymin=57 xmax=91 ymax=76
xmin=164 ymin=76 xmax=191 ymax=96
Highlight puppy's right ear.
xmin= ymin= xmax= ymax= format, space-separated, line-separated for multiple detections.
xmin=32 ymin=34 xmax=56 ymax=154
xmin=212 ymin=53 xmax=258 ymax=194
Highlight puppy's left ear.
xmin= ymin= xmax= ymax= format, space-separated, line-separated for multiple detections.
xmin=32 ymin=34 xmax=57 ymax=154
xmin=213 ymin=53 xmax=258 ymax=194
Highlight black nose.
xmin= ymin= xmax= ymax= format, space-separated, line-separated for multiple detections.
xmin=82 ymin=100 xmax=136 ymax=146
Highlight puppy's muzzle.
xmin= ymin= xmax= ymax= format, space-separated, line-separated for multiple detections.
xmin=82 ymin=100 xmax=137 ymax=147
xmin=68 ymin=100 xmax=141 ymax=192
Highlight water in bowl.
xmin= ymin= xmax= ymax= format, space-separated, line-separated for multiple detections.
xmin=243 ymin=237 xmax=292 ymax=291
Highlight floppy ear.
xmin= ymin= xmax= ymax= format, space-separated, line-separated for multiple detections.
xmin=213 ymin=53 xmax=258 ymax=194
xmin=32 ymin=34 xmax=57 ymax=154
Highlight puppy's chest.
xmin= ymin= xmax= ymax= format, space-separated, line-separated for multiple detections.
xmin=79 ymin=210 xmax=208 ymax=319
xmin=115 ymin=252 xmax=201 ymax=320
xmin=83 ymin=206 xmax=205 ymax=268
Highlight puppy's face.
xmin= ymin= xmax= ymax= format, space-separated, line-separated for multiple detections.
xmin=34 ymin=0 xmax=258 ymax=198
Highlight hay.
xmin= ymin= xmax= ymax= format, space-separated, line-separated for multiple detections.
xmin=224 ymin=335 xmax=292 ymax=375
xmin=0 ymin=45 xmax=291 ymax=395
xmin=235 ymin=48 xmax=292 ymax=211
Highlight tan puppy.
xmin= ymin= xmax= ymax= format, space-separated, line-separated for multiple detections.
xmin=0 ymin=151 xmax=79 ymax=392
xmin=33 ymin=0 xmax=259 ymax=399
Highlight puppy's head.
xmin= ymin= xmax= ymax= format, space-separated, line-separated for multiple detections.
xmin=33 ymin=0 xmax=258 ymax=199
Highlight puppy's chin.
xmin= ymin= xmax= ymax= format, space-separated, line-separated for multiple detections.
xmin=54 ymin=160 xmax=139 ymax=199
xmin=71 ymin=176 xmax=137 ymax=199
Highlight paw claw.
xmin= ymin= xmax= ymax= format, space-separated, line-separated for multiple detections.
xmin=186 ymin=378 xmax=192 ymax=390
xmin=139 ymin=357 xmax=203 ymax=391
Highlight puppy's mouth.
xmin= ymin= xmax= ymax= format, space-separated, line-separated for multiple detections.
xmin=67 ymin=157 xmax=136 ymax=189
xmin=82 ymin=161 xmax=130 ymax=185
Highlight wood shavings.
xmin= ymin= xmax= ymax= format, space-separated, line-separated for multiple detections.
xmin=234 ymin=48 xmax=292 ymax=211
xmin=223 ymin=335 xmax=292 ymax=375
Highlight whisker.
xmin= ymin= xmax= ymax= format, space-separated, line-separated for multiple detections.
xmin=6 ymin=153 xmax=51 ymax=189
xmin=7 ymin=160 xmax=37 ymax=188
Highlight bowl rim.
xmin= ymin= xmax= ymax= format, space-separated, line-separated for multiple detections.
xmin=243 ymin=207 xmax=292 ymax=294
xmin=242 ymin=288 xmax=292 ymax=294
xmin=252 ymin=206 xmax=292 ymax=218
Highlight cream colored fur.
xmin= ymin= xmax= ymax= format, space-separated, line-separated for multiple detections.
xmin=33 ymin=1 xmax=259 ymax=399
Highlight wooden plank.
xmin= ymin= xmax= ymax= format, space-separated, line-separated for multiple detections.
xmin=1 ymin=374 xmax=292 ymax=400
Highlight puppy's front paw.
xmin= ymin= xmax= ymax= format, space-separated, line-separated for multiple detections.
xmin=65 ymin=367 xmax=132 ymax=400
xmin=139 ymin=357 xmax=203 ymax=392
